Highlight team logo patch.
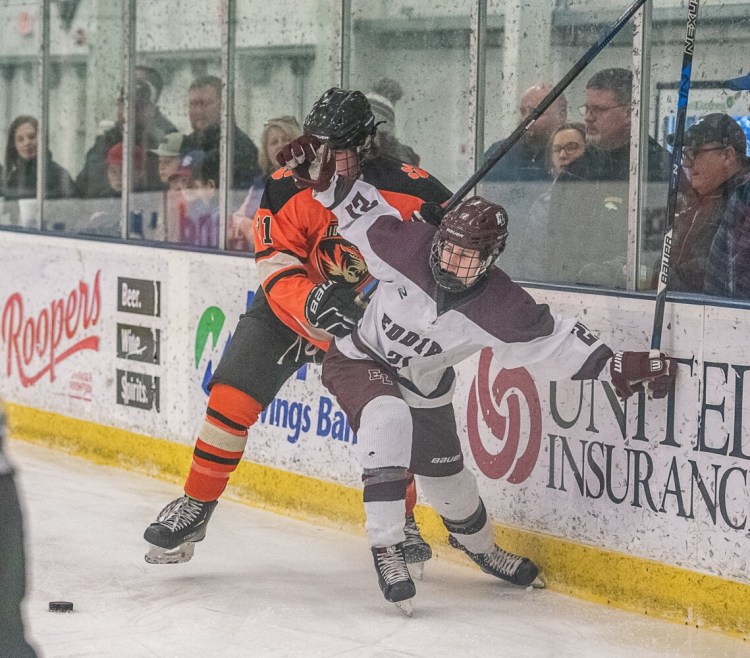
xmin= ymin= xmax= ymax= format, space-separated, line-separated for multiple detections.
xmin=314 ymin=236 xmax=368 ymax=286
xmin=368 ymin=369 xmax=393 ymax=385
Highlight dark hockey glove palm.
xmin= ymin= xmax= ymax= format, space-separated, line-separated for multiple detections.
xmin=277 ymin=135 xmax=336 ymax=191
xmin=609 ymin=351 xmax=676 ymax=401
xmin=305 ymin=281 xmax=365 ymax=337
xmin=417 ymin=202 xmax=445 ymax=227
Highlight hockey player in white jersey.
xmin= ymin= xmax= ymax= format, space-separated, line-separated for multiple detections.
xmin=278 ymin=137 xmax=676 ymax=615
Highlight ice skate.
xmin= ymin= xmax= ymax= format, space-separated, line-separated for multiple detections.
xmin=143 ymin=496 xmax=217 ymax=564
xmin=448 ymin=535 xmax=543 ymax=588
xmin=402 ymin=514 xmax=432 ymax=580
xmin=371 ymin=543 xmax=416 ymax=616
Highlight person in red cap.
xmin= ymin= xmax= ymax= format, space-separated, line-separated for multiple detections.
xmin=105 ymin=142 xmax=146 ymax=195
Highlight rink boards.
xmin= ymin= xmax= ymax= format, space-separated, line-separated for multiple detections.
xmin=1 ymin=231 xmax=749 ymax=637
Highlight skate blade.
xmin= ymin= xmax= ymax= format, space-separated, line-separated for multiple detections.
xmin=394 ymin=599 xmax=414 ymax=617
xmin=528 ymin=575 xmax=546 ymax=590
xmin=144 ymin=541 xmax=195 ymax=564
xmin=407 ymin=560 xmax=425 ymax=580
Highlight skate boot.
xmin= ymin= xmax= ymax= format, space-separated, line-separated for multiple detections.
xmin=402 ymin=514 xmax=432 ymax=579
xmin=448 ymin=535 xmax=543 ymax=588
xmin=144 ymin=496 xmax=217 ymax=564
xmin=371 ymin=543 xmax=416 ymax=616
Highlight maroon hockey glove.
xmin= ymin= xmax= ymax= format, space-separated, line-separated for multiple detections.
xmin=609 ymin=351 xmax=676 ymax=401
xmin=304 ymin=281 xmax=365 ymax=337
xmin=276 ymin=135 xmax=336 ymax=191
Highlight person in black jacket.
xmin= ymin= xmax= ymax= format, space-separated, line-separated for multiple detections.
xmin=4 ymin=115 xmax=76 ymax=201
xmin=76 ymin=79 xmax=169 ymax=198
xmin=544 ymin=69 xmax=670 ymax=288
xmin=181 ymin=75 xmax=261 ymax=189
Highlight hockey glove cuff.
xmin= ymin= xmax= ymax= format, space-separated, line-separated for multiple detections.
xmin=609 ymin=351 xmax=676 ymax=401
xmin=305 ymin=281 xmax=365 ymax=338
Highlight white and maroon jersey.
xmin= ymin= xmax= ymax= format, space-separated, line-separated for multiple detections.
xmin=314 ymin=176 xmax=613 ymax=406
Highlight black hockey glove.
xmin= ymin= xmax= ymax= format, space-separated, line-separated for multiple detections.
xmin=417 ymin=202 xmax=445 ymax=227
xmin=609 ymin=351 xmax=676 ymax=401
xmin=277 ymin=135 xmax=336 ymax=192
xmin=304 ymin=281 xmax=365 ymax=337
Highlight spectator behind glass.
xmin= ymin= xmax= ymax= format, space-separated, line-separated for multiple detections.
xmin=76 ymin=79 xmax=170 ymax=198
xmin=661 ymin=114 xmax=750 ymax=293
xmin=232 ymin=115 xmax=302 ymax=252
xmin=146 ymin=132 xmax=185 ymax=242
xmin=4 ymin=115 xmax=76 ymax=203
xmin=702 ymin=116 xmax=750 ymax=298
xmin=546 ymin=68 xmax=670 ymax=288
xmin=484 ymin=84 xmax=568 ymax=183
xmin=366 ymin=78 xmax=420 ymax=166
xmin=105 ymin=142 xmax=146 ymax=195
xmin=135 ymin=65 xmax=178 ymax=139
xmin=181 ymin=75 xmax=261 ymax=190
xmin=520 ymin=123 xmax=587 ymax=281
xmin=149 ymin=132 xmax=184 ymax=186
xmin=175 ymin=149 xmax=220 ymax=248
xmin=485 ymin=84 xmax=567 ymax=277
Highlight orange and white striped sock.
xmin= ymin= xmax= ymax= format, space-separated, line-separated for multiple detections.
xmin=184 ymin=383 xmax=262 ymax=502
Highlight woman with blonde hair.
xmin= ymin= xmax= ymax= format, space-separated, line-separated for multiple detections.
xmin=230 ymin=115 xmax=302 ymax=251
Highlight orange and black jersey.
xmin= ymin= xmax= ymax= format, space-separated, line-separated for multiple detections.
xmin=253 ymin=154 xmax=451 ymax=350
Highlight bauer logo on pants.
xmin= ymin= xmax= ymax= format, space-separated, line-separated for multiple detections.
xmin=116 ymin=369 xmax=160 ymax=412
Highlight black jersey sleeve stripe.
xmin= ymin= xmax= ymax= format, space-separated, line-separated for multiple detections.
xmin=263 ymin=266 xmax=307 ymax=294
xmin=255 ymin=248 xmax=308 ymax=263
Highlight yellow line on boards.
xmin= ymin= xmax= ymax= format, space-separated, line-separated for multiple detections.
xmin=6 ymin=402 xmax=749 ymax=640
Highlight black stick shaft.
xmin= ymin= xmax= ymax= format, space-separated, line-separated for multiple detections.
xmin=443 ymin=0 xmax=648 ymax=214
xmin=650 ymin=0 xmax=699 ymax=355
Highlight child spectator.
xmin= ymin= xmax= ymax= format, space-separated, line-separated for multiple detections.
xmin=176 ymin=149 xmax=220 ymax=248
xmin=106 ymin=142 xmax=145 ymax=195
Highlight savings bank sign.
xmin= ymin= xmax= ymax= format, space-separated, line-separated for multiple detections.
xmin=467 ymin=348 xmax=750 ymax=534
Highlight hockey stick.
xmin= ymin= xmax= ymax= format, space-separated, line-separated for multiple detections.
xmin=357 ymin=0 xmax=647 ymax=305
xmin=443 ymin=0 xmax=648 ymax=213
xmin=650 ymin=0 xmax=699 ymax=356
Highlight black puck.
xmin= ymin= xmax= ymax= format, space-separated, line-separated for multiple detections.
xmin=49 ymin=601 xmax=74 ymax=613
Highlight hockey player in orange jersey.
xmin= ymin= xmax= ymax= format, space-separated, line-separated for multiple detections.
xmin=143 ymin=88 xmax=451 ymax=569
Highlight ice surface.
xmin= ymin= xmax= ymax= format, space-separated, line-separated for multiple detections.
xmin=8 ymin=440 xmax=747 ymax=658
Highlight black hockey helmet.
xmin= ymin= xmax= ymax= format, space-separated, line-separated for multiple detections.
xmin=303 ymin=88 xmax=376 ymax=151
xmin=430 ymin=197 xmax=509 ymax=292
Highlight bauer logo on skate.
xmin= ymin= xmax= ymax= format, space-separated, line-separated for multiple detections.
xmin=1 ymin=271 xmax=102 ymax=387
xmin=466 ymin=348 xmax=542 ymax=483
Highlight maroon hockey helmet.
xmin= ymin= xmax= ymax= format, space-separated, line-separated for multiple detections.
xmin=430 ymin=196 xmax=509 ymax=292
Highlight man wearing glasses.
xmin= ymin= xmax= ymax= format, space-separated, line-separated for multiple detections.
xmin=702 ymin=115 xmax=750 ymax=298
xmin=545 ymin=68 xmax=670 ymax=288
xmin=664 ymin=114 xmax=749 ymax=293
